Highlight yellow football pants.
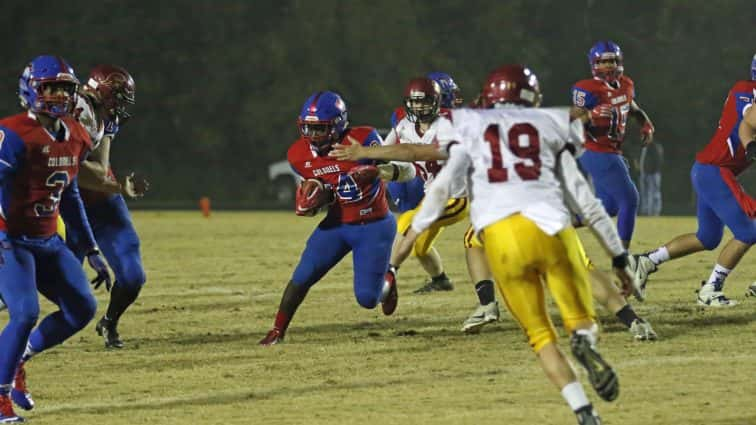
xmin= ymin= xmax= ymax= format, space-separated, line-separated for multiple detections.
xmin=397 ymin=197 xmax=468 ymax=257
xmin=481 ymin=214 xmax=595 ymax=353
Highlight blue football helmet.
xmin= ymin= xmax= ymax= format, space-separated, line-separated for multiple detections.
xmin=426 ymin=71 xmax=462 ymax=108
xmin=18 ymin=55 xmax=80 ymax=117
xmin=751 ymin=53 xmax=755 ymax=80
xmin=298 ymin=91 xmax=349 ymax=152
xmin=588 ymin=41 xmax=624 ymax=83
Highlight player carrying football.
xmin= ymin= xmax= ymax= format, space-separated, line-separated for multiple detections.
xmin=0 ymin=55 xmax=111 ymax=422
xmin=259 ymin=91 xmax=415 ymax=346
xmin=633 ymin=54 xmax=756 ymax=306
xmin=572 ymin=40 xmax=655 ymax=249
xmin=398 ymin=64 xmax=632 ymax=425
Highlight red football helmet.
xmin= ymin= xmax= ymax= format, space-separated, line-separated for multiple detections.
xmin=403 ymin=77 xmax=441 ymax=123
xmin=82 ymin=64 xmax=135 ymax=121
xmin=479 ymin=65 xmax=542 ymax=108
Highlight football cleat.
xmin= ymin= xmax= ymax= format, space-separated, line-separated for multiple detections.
xmin=0 ymin=395 xmax=24 ymax=423
xmin=745 ymin=282 xmax=756 ymax=298
xmin=413 ymin=276 xmax=454 ymax=293
xmin=11 ymin=364 xmax=33 ymax=411
xmin=697 ymin=281 xmax=737 ymax=307
xmin=381 ymin=270 xmax=398 ymax=316
xmin=461 ymin=301 xmax=500 ymax=334
xmin=575 ymin=406 xmax=602 ymax=425
xmin=259 ymin=328 xmax=285 ymax=346
xmin=96 ymin=317 xmax=124 ymax=349
xmin=629 ymin=319 xmax=658 ymax=341
xmin=631 ymin=254 xmax=657 ymax=300
xmin=571 ymin=332 xmax=619 ymax=402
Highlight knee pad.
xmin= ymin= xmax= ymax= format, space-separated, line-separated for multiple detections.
xmin=696 ymin=228 xmax=723 ymax=250
xmin=65 ymin=294 xmax=97 ymax=331
xmin=117 ymin=265 xmax=146 ymax=290
xmin=354 ymin=288 xmax=380 ymax=309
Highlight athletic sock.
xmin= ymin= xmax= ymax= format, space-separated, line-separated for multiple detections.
xmin=474 ymin=280 xmax=495 ymax=305
xmin=561 ymin=381 xmax=591 ymax=411
xmin=706 ymin=264 xmax=731 ymax=288
xmin=615 ymin=304 xmax=640 ymax=328
xmin=648 ymin=246 xmax=670 ymax=265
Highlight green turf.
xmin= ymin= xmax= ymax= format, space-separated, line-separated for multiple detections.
xmin=4 ymin=212 xmax=755 ymax=425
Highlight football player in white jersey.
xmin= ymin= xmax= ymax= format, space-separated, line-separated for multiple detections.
xmin=396 ymin=64 xmax=633 ymax=425
xmin=383 ymin=77 xmax=469 ymax=294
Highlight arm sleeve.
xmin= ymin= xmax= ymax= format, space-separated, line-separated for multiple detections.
xmin=59 ymin=177 xmax=98 ymax=253
xmin=382 ymin=128 xmax=399 ymax=146
xmin=0 ymin=127 xmax=26 ymax=182
xmin=410 ymin=143 xmax=470 ymax=233
xmin=556 ymin=149 xmax=625 ymax=257
xmin=377 ymin=161 xmax=416 ymax=182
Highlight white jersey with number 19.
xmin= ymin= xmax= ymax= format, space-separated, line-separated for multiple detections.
xmin=434 ymin=107 xmax=584 ymax=234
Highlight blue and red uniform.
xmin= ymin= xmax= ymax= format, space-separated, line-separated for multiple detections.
xmin=0 ymin=113 xmax=98 ymax=394
xmin=572 ymin=75 xmax=639 ymax=242
xmin=286 ymin=126 xmax=396 ymax=308
xmin=691 ymin=80 xmax=756 ymax=248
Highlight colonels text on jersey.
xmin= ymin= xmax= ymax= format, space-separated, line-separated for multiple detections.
xmin=288 ymin=126 xmax=389 ymax=224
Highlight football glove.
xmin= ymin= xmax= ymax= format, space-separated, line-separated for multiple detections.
xmin=746 ymin=142 xmax=756 ymax=162
xmin=640 ymin=121 xmax=655 ymax=144
xmin=87 ymin=249 xmax=112 ymax=291
xmin=589 ymin=104 xmax=613 ymax=124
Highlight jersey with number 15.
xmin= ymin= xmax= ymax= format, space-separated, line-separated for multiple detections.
xmin=436 ymin=107 xmax=584 ymax=234
xmin=0 ymin=112 xmax=92 ymax=237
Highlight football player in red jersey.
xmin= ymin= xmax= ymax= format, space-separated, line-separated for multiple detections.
xmin=259 ymin=91 xmax=416 ymax=346
xmin=634 ymin=55 xmax=756 ymax=306
xmin=572 ymin=41 xmax=655 ymax=250
xmin=0 ymin=55 xmax=110 ymax=422
xmin=67 ymin=65 xmax=149 ymax=349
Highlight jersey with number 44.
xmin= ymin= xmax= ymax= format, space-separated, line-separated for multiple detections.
xmin=287 ymin=126 xmax=389 ymax=224
xmin=0 ymin=112 xmax=92 ymax=237
xmin=572 ymin=75 xmax=635 ymax=154
xmin=437 ymin=107 xmax=584 ymax=234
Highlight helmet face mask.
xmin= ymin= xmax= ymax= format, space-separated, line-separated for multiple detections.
xmin=297 ymin=91 xmax=348 ymax=152
xmin=19 ymin=55 xmax=80 ymax=118
xmin=589 ymin=41 xmax=624 ymax=83
xmin=403 ymin=78 xmax=441 ymax=123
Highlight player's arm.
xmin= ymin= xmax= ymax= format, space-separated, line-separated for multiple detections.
xmin=0 ymin=127 xmax=26 ymax=181
xmin=393 ymin=143 xmax=469 ymax=266
xmin=78 ymin=135 xmax=116 ymax=191
xmin=739 ymin=103 xmax=756 ymax=161
xmin=330 ymin=137 xmax=447 ymax=162
xmin=629 ymin=100 xmax=655 ymax=145
xmin=59 ymin=178 xmax=112 ymax=289
xmin=555 ymin=149 xmax=634 ymax=295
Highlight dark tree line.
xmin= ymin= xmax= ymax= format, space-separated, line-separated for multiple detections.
xmin=0 ymin=0 xmax=753 ymax=210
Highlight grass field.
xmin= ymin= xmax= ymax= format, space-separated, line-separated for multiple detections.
xmin=3 ymin=211 xmax=755 ymax=425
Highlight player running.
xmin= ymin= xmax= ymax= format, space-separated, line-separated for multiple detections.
xmin=0 ymin=55 xmax=111 ymax=422
xmin=259 ymin=91 xmax=415 ymax=346
xmin=571 ymin=40 xmax=655 ymax=249
xmin=67 ymin=64 xmax=149 ymax=348
xmin=397 ymin=64 xmax=632 ymax=425
xmin=633 ymin=54 xmax=756 ymax=306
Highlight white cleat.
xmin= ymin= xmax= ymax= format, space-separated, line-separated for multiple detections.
xmin=631 ymin=254 xmax=657 ymax=301
xmin=461 ymin=301 xmax=500 ymax=334
xmin=629 ymin=319 xmax=658 ymax=341
xmin=697 ymin=282 xmax=737 ymax=307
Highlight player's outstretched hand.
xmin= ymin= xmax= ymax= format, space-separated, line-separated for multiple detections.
xmin=87 ymin=250 xmax=112 ymax=291
xmin=121 ymin=172 xmax=150 ymax=198
xmin=612 ymin=265 xmax=634 ymax=297
xmin=329 ymin=135 xmax=365 ymax=161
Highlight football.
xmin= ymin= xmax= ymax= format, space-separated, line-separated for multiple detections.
xmin=295 ymin=178 xmax=332 ymax=216
xmin=347 ymin=164 xmax=380 ymax=185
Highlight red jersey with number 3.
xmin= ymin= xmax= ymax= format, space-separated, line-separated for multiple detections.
xmin=0 ymin=112 xmax=92 ymax=237
xmin=695 ymin=80 xmax=756 ymax=176
xmin=571 ymin=75 xmax=635 ymax=154
xmin=287 ymin=126 xmax=389 ymax=224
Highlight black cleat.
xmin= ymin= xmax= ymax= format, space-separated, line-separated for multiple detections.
xmin=571 ymin=332 xmax=618 ymax=402
xmin=575 ymin=406 xmax=602 ymax=425
xmin=413 ymin=277 xmax=454 ymax=293
xmin=96 ymin=317 xmax=124 ymax=349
